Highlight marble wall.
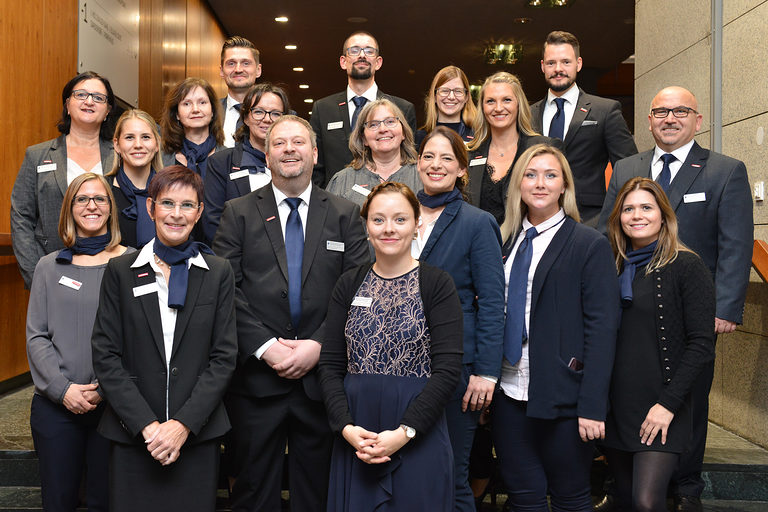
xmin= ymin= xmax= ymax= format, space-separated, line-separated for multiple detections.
xmin=635 ymin=0 xmax=768 ymax=448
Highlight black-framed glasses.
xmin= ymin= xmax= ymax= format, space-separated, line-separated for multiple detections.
xmin=364 ymin=117 xmax=399 ymax=130
xmin=71 ymin=90 xmax=108 ymax=104
xmin=436 ymin=87 xmax=467 ymax=99
xmin=345 ymin=46 xmax=378 ymax=57
xmin=650 ymin=106 xmax=698 ymax=119
xmin=152 ymin=199 xmax=200 ymax=213
xmin=73 ymin=195 xmax=110 ymax=207
xmin=250 ymin=108 xmax=283 ymax=121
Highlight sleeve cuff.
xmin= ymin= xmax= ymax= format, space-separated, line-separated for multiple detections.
xmin=254 ymin=337 xmax=278 ymax=360
xmin=478 ymin=375 xmax=498 ymax=384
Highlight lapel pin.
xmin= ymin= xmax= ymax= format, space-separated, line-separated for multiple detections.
xmin=232 ymin=166 xmax=240 ymax=170
xmin=266 ymin=215 xmax=276 ymax=222
xmin=137 ymin=272 xmax=149 ymax=278
xmin=338 ymin=101 xmax=346 ymax=106
xmin=579 ymin=107 xmax=588 ymax=113
xmin=43 ymin=159 xmax=52 ymax=163
xmin=691 ymin=164 xmax=701 ymax=168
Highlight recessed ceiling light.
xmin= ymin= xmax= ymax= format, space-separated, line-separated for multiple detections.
xmin=292 ymin=67 xmax=304 ymax=72
xmin=304 ymin=98 xmax=313 ymax=103
xmin=285 ymin=45 xmax=297 ymax=50
xmin=514 ymin=17 xmax=532 ymax=24
xmin=308 ymin=111 xmax=312 ymax=115
xmin=299 ymin=84 xmax=309 ymax=89
xmin=347 ymin=16 xmax=367 ymax=23
xmin=274 ymin=16 xmax=288 ymax=22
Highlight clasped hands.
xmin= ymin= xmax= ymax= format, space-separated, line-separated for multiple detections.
xmin=341 ymin=424 xmax=411 ymax=464
xmin=141 ymin=419 xmax=190 ymax=466
xmin=62 ymin=382 xmax=102 ymax=415
xmin=263 ymin=338 xmax=321 ymax=379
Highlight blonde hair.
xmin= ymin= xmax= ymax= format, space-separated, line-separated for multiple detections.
xmin=468 ymin=72 xmax=538 ymax=152
xmin=607 ymin=177 xmax=691 ymax=274
xmin=109 ymin=109 xmax=163 ymax=176
xmin=348 ymin=99 xmax=417 ymax=171
xmin=499 ymin=144 xmax=580 ymax=241
xmin=420 ymin=66 xmax=477 ymax=133
xmin=58 ymin=173 xmax=121 ymax=249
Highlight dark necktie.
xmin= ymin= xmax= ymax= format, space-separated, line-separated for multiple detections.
xmin=503 ymin=226 xmax=540 ymax=365
xmin=234 ymin=103 xmax=243 ymax=130
xmin=350 ymin=96 xmax=368 ymax=129
xmin=284 ymin=197 xmax=304 ymax=328
xmin=657 ymin=153 xmax=676 ymax=193
xmin=548 ymin=97 xmax=566 ymax=140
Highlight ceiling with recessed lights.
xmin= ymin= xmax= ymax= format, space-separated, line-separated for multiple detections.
xmin=207 ymin=0 xmax=635 ymax=124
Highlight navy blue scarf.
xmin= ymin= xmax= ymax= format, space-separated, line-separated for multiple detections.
xmin=56 ymin=231 xmax=111 ymax=263
xmin=116 ymin=166 xmax=156 ymax=247
xmin=619 ymin=240 xmax=658 ymax=307
xmin=417 ymin=187 xmax=462 ymax=209
xmin=241 ymin=138 xmax=267 ymax=174
xmin=153 ymin=237 xmax=213 ymax=309
xmin=181 ymin=135 xmax=217 ymax=180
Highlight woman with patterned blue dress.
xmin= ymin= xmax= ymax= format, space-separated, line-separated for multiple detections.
xmin=318 ymin=182 xmax=463 ymax=512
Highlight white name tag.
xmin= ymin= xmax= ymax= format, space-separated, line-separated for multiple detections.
xmin=683 ymin=192 xmax=706 ymax=203
xmin=37 ymin=163 xmax=56 ymax=173
xmin=58 ymin=275 xmax=82 ymax=291
xmin=133 ymin=282 xmax=159 ymax=297
xmin=327 ymin=240 xmax=345 ymax=252
xmin=327 ymin=121 xmax=344 ymax=131
xmin=351 ymin=296 xmax=372 ymax=307
xmin=229 ymin=170 xmax=249 ymax=180
xmin=352 ymin=184 xmax=371 ymax=197
xmin=581 ymin=120 xmax=598 ymax=126
xmin=469 ymin=157 xmax=487 ymax=166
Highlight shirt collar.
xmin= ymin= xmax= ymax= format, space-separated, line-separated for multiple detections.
xmin=346 ymin=83 xmax=378 ymax=104
xmin=272 ymin=182 xmax=313 ymax=207
xmin=522 ymin=208 xmax=566 ymax=233
xmin=547 ymin=83 xmax=579 ymax=106
xmin=226 ymin=94 xmax=240 ymax=111
xmin=130 ymin=238 xmax=209 ymax=271
xmin=653 ymin=138 xmax=695 ymax=165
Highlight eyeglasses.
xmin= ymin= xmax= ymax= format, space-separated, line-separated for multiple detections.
xmin=71 ymin=90 xmax=109 ymax=104
xmin=364 ymin=117 xmax=399 ymax=130
xmin=650 ymin=106 xmax=698 ymax=119
xmin=345 ymin=46 xmax=378 ymax=57
xmin=152 ymin=199 xmax=200 ymax=213
xmin=73 ymin=195 xmax=109 ymax=207
xmin=250 ymin=108 xmax=283 ymax=121
xmin=436 ymin=87 xmax=467 ymax=99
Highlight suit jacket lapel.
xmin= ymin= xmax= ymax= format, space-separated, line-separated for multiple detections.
xmin=564 ymin=90 xmax=589 ymax=146
xmin=530 ymin=101 xmax=544 ymax=133
xmin=302 ymin=187 xmax=328 ymax=284
xmin=530 ymin=217 xmax=574 ymax=310
xmin=51 ymin=136 xmax=69 ymax=196
xmin=468 ymin=140 xmax=491 ymax=205
xmin=231 ymin=145 xmax=251 ymax=197
xmin=171 ymin=263 xmax=205 ymax=359
xmin=336 ymin=92 xmax=352 ymax=139
xmin=133 ymin=264 xmax=167 ymax=361
xmin=668 ymin=142 xmax=708 ymax=212
xmin=257 ymin=186 xmax=289 ymax=281
xmin=419 ymin=200 xmax=461 ymax=260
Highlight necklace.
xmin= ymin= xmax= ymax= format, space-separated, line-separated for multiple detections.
xmin=154 ymin=254 xmax=166 ymax=267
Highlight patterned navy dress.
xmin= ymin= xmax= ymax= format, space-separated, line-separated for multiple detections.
xmin=326 ymin=268 xmax=454 ymax=512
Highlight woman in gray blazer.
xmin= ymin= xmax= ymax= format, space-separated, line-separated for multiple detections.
xmin=11 ymin=71 xmax=116 ymax=288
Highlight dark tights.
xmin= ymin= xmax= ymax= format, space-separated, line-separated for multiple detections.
xmin=604 ymin=448 xmax=678 ymax=512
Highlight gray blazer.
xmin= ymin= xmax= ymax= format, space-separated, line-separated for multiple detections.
xmin=10 ymin=135 xmax=115 ymax=288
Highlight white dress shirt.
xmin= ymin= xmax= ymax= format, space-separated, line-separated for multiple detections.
xmin=541 ymin=84 xmax=580 ymax=140
xmin=346 ymin=83 xmax=379 ymax=125
xmin=66 ymin=159 xmax=102 ymax=185
xmin=500 ymin=209 xmax=566 ymax=400
xmin=223 ymin=94 xmax=241 ymax=148
xmin=651 ymin=139 xmax=694 ymax=184
xmin=248 ymin=168 xmax=272 ymax=192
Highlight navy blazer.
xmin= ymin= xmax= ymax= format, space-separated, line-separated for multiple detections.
xmin=597 ymin=142 xmax=753 ymax=323
xmin=506 ymin=217 xmax=619 ymax=421
xmin=418 ymin=199 xmax=505 ymax=377
xmin=203 ymin=144 xmax=253 ymax=243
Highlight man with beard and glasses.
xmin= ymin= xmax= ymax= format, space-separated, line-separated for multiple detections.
xmin=219 ymin=36 xmax=262 ymax=147
xmin=310 ymin=31 xmax=417 ymax=187
xmin=213 ymin=116 xmax=370 ymax=511
xmin=530 ymin=31 xmax=637 ymax=225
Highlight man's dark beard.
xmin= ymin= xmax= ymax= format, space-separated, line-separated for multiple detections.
xmin=350 ymin=62 xmax=372 ymax=80
xmin=547 ymin=74 xmax=574 ymax=92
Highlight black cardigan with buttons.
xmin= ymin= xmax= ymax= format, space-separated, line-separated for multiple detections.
xmin=647 ymin=250 xmax=716 ymax=414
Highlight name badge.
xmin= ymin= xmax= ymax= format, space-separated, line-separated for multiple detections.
xmin=352 ymin=184 xmax=370 ymax=197
xmin=351 ymin=296 xmax=372 ymax=308
xmin=58 ymin=276 xmax=82 ymax=291
xmin=327 ymin=121 xmax=344 ymax=131
xmin=229 ymin=170 xmax=249 ymax=180
xmin=327 ymin=240 xmax=345 ymax=252
xmin=469 ymin=157 xmax=487 ymax=166
xmin=683 ymin=192 xmax=706 ymax=203
xmin=37 ymin=163 xmax=56 ymax=173
xmin=581 ymin=120 xmax=598 ymax=126
xmin=133 ymin=282 xmax=159 ymax=297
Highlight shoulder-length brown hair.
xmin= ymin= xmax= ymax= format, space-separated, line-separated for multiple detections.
xmin=108 ymin=109 xmax=163 ymax=176
xmin=234 ymin=83 xmax=291 ymax=144
xmin=348 ymin=98 xmax=417 ymax=171
xmin=499 ymin=144 xmax=580 ymax=241
xmin=607 ymin=177 xmax=691 ymax=274
xmin=418 ymin=126 xmax=470 ymax=201
xmin=420 ymin=65 xmax=477 ymax=133
xmin=160 ymin=77 xmax=224 ymax=154
xmin=59 ymin=173 xmax=121 ymax=249
xmin=467 ymin=71 xmax=538 ymax=152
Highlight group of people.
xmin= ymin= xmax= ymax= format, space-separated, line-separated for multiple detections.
xmin=9 ymin=26 xmax=753 ymax=512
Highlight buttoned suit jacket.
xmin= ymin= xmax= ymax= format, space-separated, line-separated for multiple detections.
xmin=11 ymin=135 xmax=115 ymax=288
xmin=530 ymin=88 xmax=637 ymax=212
xmin=309 ymin=90 xmax=417 ymax=187
xmin=91 ymin=250 xmax=238 ymax=445
xmin=212 ymin=184 xmax=370 ymax=401
xmin=597 ymin=142 xmax=753 ymax=323
xmin=203 ymin=144 xmax=251 ymax=243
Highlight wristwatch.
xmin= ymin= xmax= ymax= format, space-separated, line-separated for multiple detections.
xmin=400 ymin=424 xmax=416 ymax=439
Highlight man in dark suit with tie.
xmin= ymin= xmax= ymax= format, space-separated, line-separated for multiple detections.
xmin=598 ymin=86 xmax=753 ymax=512
xmin=219 ymin=36 xmax=262 ymax=147
xmin=530 ymin=31 xmax=637 ymax=225
xmin=309 ymin=31 xmax=417 ymax=187
xmin=213 ymin=115 xmax=370 ymax=511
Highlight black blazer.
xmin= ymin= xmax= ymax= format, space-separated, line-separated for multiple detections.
xmin=597 ymin=142 xmax=753 ymax=323
xmin=212 ymin=184 xmax=371 ymax=401
xmin=309 ymin=90 xmax=417 ymax=187
xmin=530 ymin=88 xmax=638 ymax=210
xmin=202 ymin=144 xmax=252 ymax=243
xmin=91 ymin=250 xmax=238 ymax=445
